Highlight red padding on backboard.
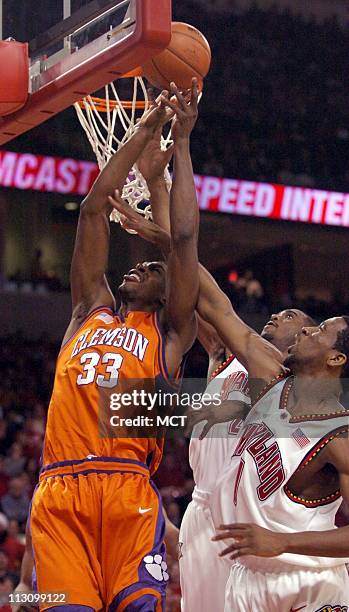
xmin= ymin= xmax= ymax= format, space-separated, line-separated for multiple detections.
xmin=0 ymin=41 xmax=29 ymax=116
xmin=0 ymin=0 xmax=171 ymax=144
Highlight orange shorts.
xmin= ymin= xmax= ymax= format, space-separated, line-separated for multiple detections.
xmin=30 ymin=457 xmax=168 ymax=611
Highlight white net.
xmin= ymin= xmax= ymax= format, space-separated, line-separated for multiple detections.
xmin=74 ymin=76 xmax=173 ymax=230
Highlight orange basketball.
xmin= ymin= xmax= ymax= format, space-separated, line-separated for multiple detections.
xmin=142 ymin=22 xmax=211 ymax=91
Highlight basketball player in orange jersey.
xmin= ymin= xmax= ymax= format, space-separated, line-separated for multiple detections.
xmin=29 ymin=80 xmax=200 ymax=612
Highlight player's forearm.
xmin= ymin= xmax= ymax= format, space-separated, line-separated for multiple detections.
xmin=170 ymin=138 xmax=199 ymax=245
xmin=198 ymin=264 xmax=236 ymax=329
xmin=148 ymin=177 xmax=171 ymax=234
xmin=163 ymin=507 xmax=180 ymax=560
xmin=84 ymin=126 xmax=152 ymax=213
xmin=197 ymin=265 xmax=256 ymax=371
xmin=282 ymin=527 xmax=349 ymax=557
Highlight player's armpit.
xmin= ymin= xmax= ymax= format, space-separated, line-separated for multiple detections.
xmin=197 ymin=315 xmax=226 ymax=359
xmin=197 ymin=315 xmax=228 ymax=382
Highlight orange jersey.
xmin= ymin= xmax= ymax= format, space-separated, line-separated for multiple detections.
xmin=42 ymin=306 xmax=178 ymax=475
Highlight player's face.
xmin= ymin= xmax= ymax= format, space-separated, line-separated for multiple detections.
xmin=261 ymin=309 xmax=310 ymax=352
xmin=285 ymin=316 xmax=348 ymax=374
xmin=119 ymin=261 xmax=167 ymax=307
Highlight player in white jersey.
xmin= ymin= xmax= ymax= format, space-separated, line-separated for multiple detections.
xmin=179 ymin=350 xmax=249 ymax=612
xmin=198 ymin=265 xmax=349 ymax=611
xmin=179 ymin=309 xmax=315 ymax=612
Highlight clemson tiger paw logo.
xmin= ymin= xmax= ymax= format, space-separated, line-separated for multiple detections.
xmin=144 ymin=554 xmax=169 ymax=581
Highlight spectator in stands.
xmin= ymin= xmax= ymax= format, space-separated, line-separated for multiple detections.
xmin=0 ymin=460 xmax=9 ymax=498
xmin=3 ymin=444 xmax=26 ymax=478
xmin=0 ymin=514 xmax=24 ymax=571
xmin=0 ymin=550 xmax=17 ymax=591
xmin=0 ymin=478 xmax=30 ymax=526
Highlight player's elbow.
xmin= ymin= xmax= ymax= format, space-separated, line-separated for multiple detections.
xmin=171 ymin=227 xmax=196 ymax=245
xmin=80 ymin=193 xmax=110 ymax=217
xmin=80 ymin=198 xmax=96 ymax=216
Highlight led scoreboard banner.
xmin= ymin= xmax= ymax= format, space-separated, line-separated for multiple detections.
xmin=1 ymin=149 xmax=349 ymax=228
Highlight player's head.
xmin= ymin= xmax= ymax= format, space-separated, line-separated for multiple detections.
xmin=118 ymin=261 xmax=167 ymax=310
xmin=285 ymin=315 xmax=349 ymax=379
xmin=261 ymin=309 xmax=316 ymax=354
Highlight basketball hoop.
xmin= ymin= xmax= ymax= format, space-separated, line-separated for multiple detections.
xmin=74 ymin=74 xmax=173 ymax=231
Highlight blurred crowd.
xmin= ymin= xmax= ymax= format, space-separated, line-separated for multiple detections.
xmin=0 ymin=335 xmax=54 ymax=603
xmin=180 ymin=3 xmax=349 ymax=192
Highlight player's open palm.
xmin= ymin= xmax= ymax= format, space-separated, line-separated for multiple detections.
xmin=161 ymin=78 xmax=199 ymax=141
xmin=213 ymin=523 xmax=285 ymax=559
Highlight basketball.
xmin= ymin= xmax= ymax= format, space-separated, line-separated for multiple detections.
xmin=142 ymin=21 xmax=211 ymax=91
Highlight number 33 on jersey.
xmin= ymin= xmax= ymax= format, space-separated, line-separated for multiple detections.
xmin=42 ymin=307 xmax=179 ymax=475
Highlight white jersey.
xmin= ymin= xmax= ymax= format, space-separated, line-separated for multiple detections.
xmin=179 ymin=356 xmax=250 ymax=612
xmin=189 ymin=356 xmax=250 ymax=493
xmin=211 ymin=376 xmax=349 ymax=569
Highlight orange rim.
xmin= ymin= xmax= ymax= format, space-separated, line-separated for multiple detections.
xmin=76 ymin=97 xmax=147 ymax=111
xmin=76 ymin=67 xmax=146 ymax=111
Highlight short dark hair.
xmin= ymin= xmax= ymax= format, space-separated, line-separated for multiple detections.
xmin=334 ymin=316 xmax=349 ymax=380
xmin=303 ymin=314 xmax=317 ymax=327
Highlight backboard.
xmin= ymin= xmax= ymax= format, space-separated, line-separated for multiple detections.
xmin=0 ymin=0 xmax=172 ymax=144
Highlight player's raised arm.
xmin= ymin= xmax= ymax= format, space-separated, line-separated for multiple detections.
xmin=197 ymin=264 xmax=285 ymax=383
xmin=65 ymin=96 xmax=170 ymax=342
xmin=137 ymin=125 xmax=173 ymax=235
xmin=161 ymin=79 xmax=200 ymax=377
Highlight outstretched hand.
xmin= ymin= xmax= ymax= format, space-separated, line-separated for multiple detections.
xmin=160 ymin=78 xmax=199 ymax=141
xmin=137 ymin=90 xmax=173 ymax=133
xmin=108 ymin=189 xmax=149 ymax=233
xmin=107 ymin=190 xmax=171 ymax=253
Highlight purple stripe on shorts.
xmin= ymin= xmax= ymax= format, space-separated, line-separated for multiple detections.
xmin=40 ymin=456 xmax=148 ymax=473
xmin=28 ymin=484 xmax=39 ymax=592
xmin=42 ymin=468 xmax=149 ymax=480
xmin=46 ymin=607 xmax=94 ymax=612
xmin=123 ymin=593 xmax=161 ymax=611
xmin=109 ymin=586 xmax=164 ymax=612
xmin=149 ymin=480 xmax=166 ymax=547
xmin=109 ymin=484 xmax=167 ymax=611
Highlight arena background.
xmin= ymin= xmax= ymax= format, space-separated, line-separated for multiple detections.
xmin=1 ymin=0 xmax=349 ymax=609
